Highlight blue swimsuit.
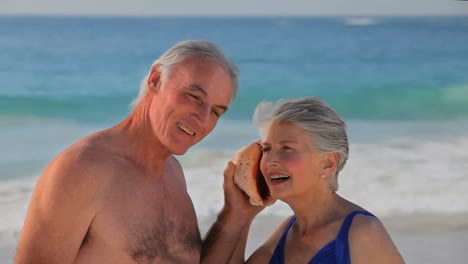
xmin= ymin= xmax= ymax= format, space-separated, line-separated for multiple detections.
xmin=268 ymin=210 xmax=376 ymax=264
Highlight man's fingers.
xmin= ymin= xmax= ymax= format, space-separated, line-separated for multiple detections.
xmin=223 ymin=161 xmax=235 ymax=180
xmin=223 ymin=161 xmax=236 ymax=190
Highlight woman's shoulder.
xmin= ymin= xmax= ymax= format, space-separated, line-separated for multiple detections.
xmin=347 ymin=212 xmax=405 ymax=263
xmin=348 ymin=211 xmax=383 ymax=235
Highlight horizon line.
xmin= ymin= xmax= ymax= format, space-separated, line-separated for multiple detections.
xmin=1 ymin=13 xmax=467 ymax=18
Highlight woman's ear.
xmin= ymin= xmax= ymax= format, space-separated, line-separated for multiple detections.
xmin=321 ymin=152 xmax=339 ymax=177
xmin=147 ymin=64 xmax=162 ymax=93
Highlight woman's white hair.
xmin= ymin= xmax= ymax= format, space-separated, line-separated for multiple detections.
xmin=253 ymin=97 xmax=349 ymax=191
xmin=131 ymin=40 xmax=239 ymax=106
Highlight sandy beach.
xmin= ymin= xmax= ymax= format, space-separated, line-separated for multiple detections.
xmin=0 ymin=240 xmax=15 ymax=264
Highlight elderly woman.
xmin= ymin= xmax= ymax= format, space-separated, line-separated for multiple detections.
xmin=205 ymin=97 xmax=405 ymax=264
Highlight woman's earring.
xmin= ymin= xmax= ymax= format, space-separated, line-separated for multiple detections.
xmin=321 ymin=174 xmax=326 ymax=178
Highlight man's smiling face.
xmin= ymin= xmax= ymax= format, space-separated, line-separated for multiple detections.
xmin=148 ymin=56 xmax=234 ymax=155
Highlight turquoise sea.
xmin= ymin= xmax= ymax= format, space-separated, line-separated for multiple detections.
xmin=1 ymin=16 xmax=468 ymax=240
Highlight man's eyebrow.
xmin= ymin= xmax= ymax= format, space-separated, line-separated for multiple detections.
xmin=187 ymin=84 xmax=229 ymax=112
xmin=187 ymin=84 xmax=207 ymax=96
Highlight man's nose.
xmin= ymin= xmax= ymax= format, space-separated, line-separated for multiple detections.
xmin=194 ymin=104 xmax=211 ymax=125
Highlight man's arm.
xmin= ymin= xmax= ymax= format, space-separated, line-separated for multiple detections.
xmin=245 ymin=216 xmax=292 ymax=264
xmin=201 ymin=207 xmax=252 ymax=263
xmin=15 ymin=149 xmax=101 ymax=264
xmin=201 ymin=162 xmax=263 ymax=264
xmin=228 ymin=219 xmax=252 ymax=264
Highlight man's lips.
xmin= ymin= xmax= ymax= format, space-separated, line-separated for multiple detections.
xmin=177 ymin=122 xmax=196 ymax=136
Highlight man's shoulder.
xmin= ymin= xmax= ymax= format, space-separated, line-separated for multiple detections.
xmin=167 ymin=156 xmax=188 ymax=187
xmin=168 ymin=156 xmax=183 ymax=173
xmin=55 ymin=138 xmax=106 ymax=168
xmin=41 ymin=132 xmax=116 ymax=186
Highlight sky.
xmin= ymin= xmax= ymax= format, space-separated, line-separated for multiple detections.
xmin=1 ymin=0 xmax=468 ymax=16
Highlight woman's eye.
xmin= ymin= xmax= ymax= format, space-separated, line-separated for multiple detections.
xmin=261 ymin=146 xmax=271 ymax=152
xmin=281 ymin=146 xmax=292 ymax=151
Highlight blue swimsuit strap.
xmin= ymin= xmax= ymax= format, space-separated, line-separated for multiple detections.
xmin=273 ymin=216 xmax=296 ymax=262
xmin=280 ymin=216 xmax=296 ymax=245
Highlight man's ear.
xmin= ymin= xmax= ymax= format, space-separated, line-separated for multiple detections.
xmin=322 ymin=152 xmax=339 ymax=177
xmin=147 ymin=64 xmax=162 ymax=93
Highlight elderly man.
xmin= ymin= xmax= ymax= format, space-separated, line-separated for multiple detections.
xmin=15 ymin=40 xmax=238 ymax=264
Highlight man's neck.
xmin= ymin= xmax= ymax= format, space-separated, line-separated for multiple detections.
xmin=112 ymin=98 xmax=171 ymax=173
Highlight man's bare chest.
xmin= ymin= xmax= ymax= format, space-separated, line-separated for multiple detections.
xmin=90 ymin=181 xmax=202 ymax=263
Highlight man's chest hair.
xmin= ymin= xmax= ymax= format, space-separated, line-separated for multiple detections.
xmin=125 ymin=208 xmax=202 ymax=263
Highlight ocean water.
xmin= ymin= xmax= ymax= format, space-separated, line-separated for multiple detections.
xmin=1 ymin=16 xmax=468 ymax=239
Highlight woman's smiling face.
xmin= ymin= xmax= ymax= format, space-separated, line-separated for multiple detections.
xmin=260 ymin=121 xmax=325 ymax=201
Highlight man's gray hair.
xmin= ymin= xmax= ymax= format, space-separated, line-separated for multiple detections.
xmin=131 ymin=40 xmax=239 ymax=106
xmin=253 ymin=97 xmax=349 ymax=191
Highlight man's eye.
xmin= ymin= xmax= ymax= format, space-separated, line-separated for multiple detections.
xmin=188 ymin=93 xmax=202 ymax=104
xmin=211 ymin=110 xmax=220 ymax=117
xmin=188 ymin=93 xmax=198 ymax=100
